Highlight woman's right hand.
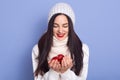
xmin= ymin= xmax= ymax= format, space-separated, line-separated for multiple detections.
xmin=48 ymin=60 xmax=61 ymax=73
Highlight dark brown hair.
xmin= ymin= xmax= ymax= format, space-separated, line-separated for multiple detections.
xmin=35 ymin=13 xmax=83 ymax=76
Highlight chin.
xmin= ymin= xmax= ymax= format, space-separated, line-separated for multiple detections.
xmin=57 ymin=37 xmax=65 ymax=41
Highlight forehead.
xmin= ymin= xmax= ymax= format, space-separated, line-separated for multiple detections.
xmin=54 ymin=14 xmax=68 ymax=23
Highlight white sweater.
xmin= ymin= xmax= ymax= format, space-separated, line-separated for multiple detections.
xmin=32 ymin=37 xmax=89 ymax=80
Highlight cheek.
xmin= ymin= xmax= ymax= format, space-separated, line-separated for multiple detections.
xmin=53 ymin=29 xmax=57 ymax=35
xmin=53 ymin=29 xmax=56 ymax=34
xmin=65 ymin=28 xmax=69 ymax=34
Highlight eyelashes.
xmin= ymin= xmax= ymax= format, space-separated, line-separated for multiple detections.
xmin=53 ymin=23 xmax=69 ymax=28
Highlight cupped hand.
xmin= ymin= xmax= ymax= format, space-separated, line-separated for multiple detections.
xmin=48 ymin=59 xmax=61 ymax=72
xmin=60 ymin=55 xmax=73 ymax=73
xmin=48 ymin=55 xmax=73 ymax=73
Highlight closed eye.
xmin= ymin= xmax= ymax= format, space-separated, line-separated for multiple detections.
xmin=53 ymin=23 xmax=59 ymax=28
xmin=63 ymin=23 xmax=68 ymax=28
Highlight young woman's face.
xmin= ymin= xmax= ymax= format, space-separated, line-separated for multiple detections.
xmin=53 ymin=15 xmax=69 ymax=41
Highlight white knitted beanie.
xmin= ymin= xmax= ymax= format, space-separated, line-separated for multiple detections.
xmin=48 ymin=3 xmax=75 ymax=25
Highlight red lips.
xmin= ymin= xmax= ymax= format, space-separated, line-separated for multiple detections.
xmin=52 ymin=54 xmax=64 ymax=63
xmin=57 ymin=34 xmax=65 ymax=38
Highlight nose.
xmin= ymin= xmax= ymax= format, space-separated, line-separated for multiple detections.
xmin=58 ymin=27 xmax=63 ymax=33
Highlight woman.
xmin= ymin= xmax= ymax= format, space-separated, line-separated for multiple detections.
xmin=32 ymin=3 xmax=89 ymax=80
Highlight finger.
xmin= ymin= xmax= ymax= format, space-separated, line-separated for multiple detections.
xmin=48 ymin=60 xmax=54 ymax=68
xmin=53 ymin=60 xmax=61 ymax=72
xmin=48 ymin=60 xmax=51 ymax=64
xmin=67 ymin=57 xmax=73 ymax=68
xmin=56 ymin=62 xmax=61 ymax=70
xmin=62 ymin=57 xmax=68 ymax=69
xmin=64 ymin=56 xmax=71 ymax=65
xmin=54 ymin=60 xmax=59 ymax=68
xmin=50 ymin=59 xmax=58 ymax=68
xmin=61 ymin=57 xmax=65 ymax=67
xmin=52 ymin=60 xmax=58 ymax=68
xmin=63 ymin=57 xmax=72 ymax=69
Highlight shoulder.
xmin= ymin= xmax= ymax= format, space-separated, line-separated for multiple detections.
xmin=32 ymin=44 xmax=39 ymax=57
xmin=32 ymin=44 xmax=39 ymax=51
xmin=82 ymin=43 xmax=89 ymax=57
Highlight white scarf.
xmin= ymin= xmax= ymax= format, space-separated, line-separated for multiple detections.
xmin=48 ymin=36 xmax=70 ymax=60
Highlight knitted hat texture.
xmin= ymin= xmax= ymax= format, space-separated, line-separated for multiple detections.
xmin=48 ymin=3 xmax=75 ymax=25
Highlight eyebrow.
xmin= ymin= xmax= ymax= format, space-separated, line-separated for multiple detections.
xmin=63 ymin=23 xmax=68 ymax=25
xmin=53 ymin=23 xmax=68 ymax=25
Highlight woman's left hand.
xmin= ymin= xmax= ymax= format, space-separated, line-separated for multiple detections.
xmin=60 ymin=55 xmax=73 ymax=73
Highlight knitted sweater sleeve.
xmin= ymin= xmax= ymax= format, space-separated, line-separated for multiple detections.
xmin=60 ymin=44 xmax=89 ymax=80
xmin=32 ymin=44 xmax=59 ymax=80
